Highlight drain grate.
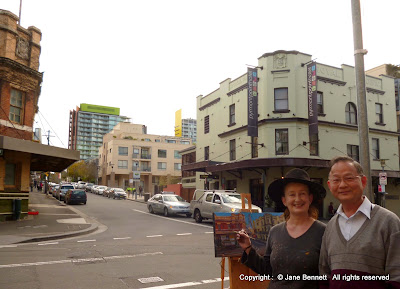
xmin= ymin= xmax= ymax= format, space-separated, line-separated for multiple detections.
xmin=138 ymin=276 xmax=164 ymax=284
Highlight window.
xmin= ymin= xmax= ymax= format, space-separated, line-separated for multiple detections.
xmin=155 ymin=139 xmax=161 ymax=143
xmin=204 ymin=146 xmax=209 ymax=160
xmin=144 ymin=138 xmax=151 ymax=142
xmin=372 ymin=138 xmax=380 ymax=160
xmin=166 ymin=139 xmax=176 ymax=143
xmin=229 ymin=139 xmax=236 ymax=161
xmin=180 ymin=140 xmax=190 ymax=144
xmin=309 ymin=134 xmax=319 ymax=156
xmin=204 ymin=115 xmax=210 ymax=134
xmin=157 ymin=162 xmax=167 ymax=170
xmin=375 ymin=103 xmax=383 ymax=124
xmin=5 ymin=163 xmax=16 ymax=185
xmin=317 ymin=92 xmax=323 ymax=114
xmin=274 ymin=88 xmax=288 ymax=111
xmin=158 ymin=149 xmax=167 ymax=158
xmin=118 ymin=147 xmax=128 ymax=155
xmin=174 ymin=163 xmax=181 ymax=170
xmin=251 ymin=137 xmax=258 ymax=158
xmin=118 ymin=160 xmax=128 ymax=169
xmin=174 ymin=150 xmax=181 ymax=159
xmin=347 ymin=144 xmax=359 ymax=162
xmin=132 ymin=161 xmax=139 ymax=171
xmin=275 ymin=129 xmax=288 ymax=155
xmin=345 ymin=102 xmax=357 ymax=124
xmin=9 ymin=89 xmax=24 ymax=123
xmin=229 ymin=104 xmax=235 ymax=125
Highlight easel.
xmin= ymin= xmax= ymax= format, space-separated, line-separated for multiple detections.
xmin=220 ymin=193 xmax=269 ymax=289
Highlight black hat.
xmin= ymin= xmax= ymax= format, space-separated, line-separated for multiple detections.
xmin=268 ymin=168 xmax=326 ymax=205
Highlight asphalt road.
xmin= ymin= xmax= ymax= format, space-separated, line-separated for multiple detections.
xmin=0 ymin=193 xmax=231 ymax=289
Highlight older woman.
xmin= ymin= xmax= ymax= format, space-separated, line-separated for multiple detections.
xmin=237 ymin=168 xmax=326 ymax=289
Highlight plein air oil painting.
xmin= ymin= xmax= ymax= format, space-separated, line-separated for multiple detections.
xmin=213 ymin=212 xmax=285 ymax=257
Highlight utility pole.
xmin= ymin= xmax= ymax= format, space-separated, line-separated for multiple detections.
xmin=351 ymin=0 xmax=373 ymax=202
xmin=43 ymin=130 xmax=54 ymax=145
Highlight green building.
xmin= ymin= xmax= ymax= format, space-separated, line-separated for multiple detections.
xmin=68 ymin=103 xmax=130 ymax=160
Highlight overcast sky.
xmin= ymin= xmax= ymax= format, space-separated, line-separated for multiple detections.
xmin=2 ymin=0 xmax=400 ymax=148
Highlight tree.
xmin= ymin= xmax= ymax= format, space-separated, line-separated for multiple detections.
xmin=386 ymin=64 xmax=400 ymax=78
xmin=66 ymin=160 xmax=97 ymax=183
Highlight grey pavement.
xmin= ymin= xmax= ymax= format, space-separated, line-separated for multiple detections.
xmin=0 ymin=188 xmax=98 ymax=245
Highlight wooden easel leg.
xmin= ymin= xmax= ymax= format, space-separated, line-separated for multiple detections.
xmin=221 ymin=257 xmax=225 ymax=289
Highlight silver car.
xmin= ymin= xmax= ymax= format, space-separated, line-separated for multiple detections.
xmin=147 ymin=194 xmax=191 ymax=217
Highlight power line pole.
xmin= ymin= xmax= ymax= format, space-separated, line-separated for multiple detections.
xmin=351 ymin=0 xmax=373 ymax=202
xmin=43 ymin=130 xmax=54 ymax=145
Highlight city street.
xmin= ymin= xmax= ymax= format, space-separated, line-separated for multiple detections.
xmin=0 ymin=193 xmax=230 ymax=289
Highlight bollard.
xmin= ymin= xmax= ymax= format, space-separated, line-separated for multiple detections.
xmin=13 ymin=199 xmax=22 ymax=220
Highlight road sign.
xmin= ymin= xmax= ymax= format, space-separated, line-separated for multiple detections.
xmin=378 ymin=184 xmax=386 ymax=193
xmin=379 ymin=172 xmax=387 ymax=185
xmin=133 ymin=171 xmax=141 ymax=180
xmin=200 ymin=174 xmax=219 ymax=180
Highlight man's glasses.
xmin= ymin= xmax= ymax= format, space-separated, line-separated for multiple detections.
xmin=328 ymin=175 xmax=362 ymax=185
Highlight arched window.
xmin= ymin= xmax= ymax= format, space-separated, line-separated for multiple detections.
xmin=345 ymin=102 xmax=357 ymax=124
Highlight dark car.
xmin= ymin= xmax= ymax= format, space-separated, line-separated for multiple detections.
xmin=64 ymin=189 xmax=87 ymax=205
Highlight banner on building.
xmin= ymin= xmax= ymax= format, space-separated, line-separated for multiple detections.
xmin=307 ymin=62 xmax=318 ymax=135
xmin=247 ymin=68 xmax=258 ymax=137
xmin=175 ymin=109 xmax=182 ymax=137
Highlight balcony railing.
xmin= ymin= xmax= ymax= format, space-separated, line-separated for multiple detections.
xmin=141 ymin=154 xmax=151 ymax=159
xmin=140 ymin=167 xmax=151 ymax=172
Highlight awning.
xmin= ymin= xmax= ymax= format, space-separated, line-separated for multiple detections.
xmin=0 ymin=136 xmax=80 ymax=172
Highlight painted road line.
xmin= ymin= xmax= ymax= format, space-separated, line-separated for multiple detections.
xmin=0 ymin=252 xmax=163 ymax=269
xmin=204 ymin=232 xmax=214 ymax=234
xmin=113 ymin=237 xmax=131 ymax=240
xmin=176 ymin=233 xmax=192 ymax=236
xmin=138 ymin=277 xmax=229 ymax=289
xmin=132 ymin=209 xmax=212 ymax=229
xmin=38 ymin=242 xmax=59 ymax=246
xmin=0 ymin=245 xmax=18 ymax=249
xmin=146 ymin=235 xmax=163 ymax=238
xmin=77 ymin=239 xmax=96 ymax=243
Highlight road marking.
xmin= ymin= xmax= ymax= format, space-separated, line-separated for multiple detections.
xmin=176 ymin=233 xmax=192 ymax=236
xmin=146 ymin=235 xmax=163 ymax=238
xmin=113 ymin=237 xmax=131 ymax=240
xmin=77 ymin=239 xmax=96 ymax=243
xmin=138 ymin=276 xmax=164 ymax=284
xmin=132 ymin=209 xmax=211 ymax=228
xmin=138 ymin=277 xmax=229 ymax=289
xmin=205 ymin=232 xmax=214 ymax=234
xmin=0 ymin=252 xmax=163 ymax=269
xmin=0 ymin=245 xmax=18 ymax=249
xmin=38 ymin=242 xmax=59 ymax=246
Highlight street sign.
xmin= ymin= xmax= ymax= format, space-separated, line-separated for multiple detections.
xmin=129 ymin=178 xmax=133 ymax=184
xmin=200 ymin=174 xmax=219 ymax=180
xmin=378 ymin=184 xmax=386 ymax=193
xmin=379 ymin=172 xmax=387 ymax=185
xmin=133 ymin=171 xmax=141 ymax=180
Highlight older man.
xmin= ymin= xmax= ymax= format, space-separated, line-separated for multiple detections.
xmin=319 ymin=156 xmax=400 ymax=289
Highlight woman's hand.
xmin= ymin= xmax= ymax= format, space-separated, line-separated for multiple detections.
xmin=236 ymin=229 xmax=251 ymax=252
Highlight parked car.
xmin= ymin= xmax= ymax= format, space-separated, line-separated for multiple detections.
xmin=103 ymin=187 xmax=112 ymax=198
xmin=148 ymin=194 xmax=191 ymax=217
xmin=92 ymin=185 xmax=100 ymax=194
xmin=109 ymin=188 xmax=127 ymax=199
xmin=56 ymin=184 xmax=75 ymax=201
xmin=96 ymin=186 xmax=107 ymax=195
xmin=64 ymin=189 xmax=87 ymax=205
xmin=85 ymin=183 xmax=94 ymax=192
xmin=77 ymin=181 xmax=86 ymax=189
xmin=50 ymin=184 xmax=60 ymax=197
xmin=189 ymin=190 xmax=262 ymax=223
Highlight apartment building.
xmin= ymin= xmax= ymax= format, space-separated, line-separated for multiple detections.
xmin=182 ymin=118 xmax=197 ymax=143
xmin=68 ymin=103 xmax=130 ymax=160
xmin=182 ymin=50 xmax=400 ymax=218
xmin=98 ymin=122 xmax=192 ymax=194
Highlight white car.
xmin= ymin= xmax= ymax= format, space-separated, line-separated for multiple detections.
xmin=96 ymin=186 xmax=108 ymax=195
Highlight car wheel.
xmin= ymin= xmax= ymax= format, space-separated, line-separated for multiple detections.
xmin=148 ymin=206 xmax=154 ymax=214
xmin=164 ymin=207 xmax=169 ymax=217
xmin=186 ymin=213 xmax=191 ymax=218
xmin=194 ymin=210 xmax=203 ymax=223
xmin=83 ymin=201 xmax=86 ymax=205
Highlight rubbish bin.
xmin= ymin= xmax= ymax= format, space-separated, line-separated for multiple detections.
xmin=144 ymin=193 xmax=150 ymax=202
xmin=13 ymin=199 xmax=22 ymax=220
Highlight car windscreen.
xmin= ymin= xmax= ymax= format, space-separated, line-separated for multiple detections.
xmin=114 ymin=189 xmax=125 ymax=192
xmin=163 ymin=195 xmax=185 ymax=202
xmin=72 ymin=191 xmax=86 ymax=196
xmin=221 ymin=194 xmax=248 ymax=204
xmin=62 ymin=186 xmax=74 ymax=190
